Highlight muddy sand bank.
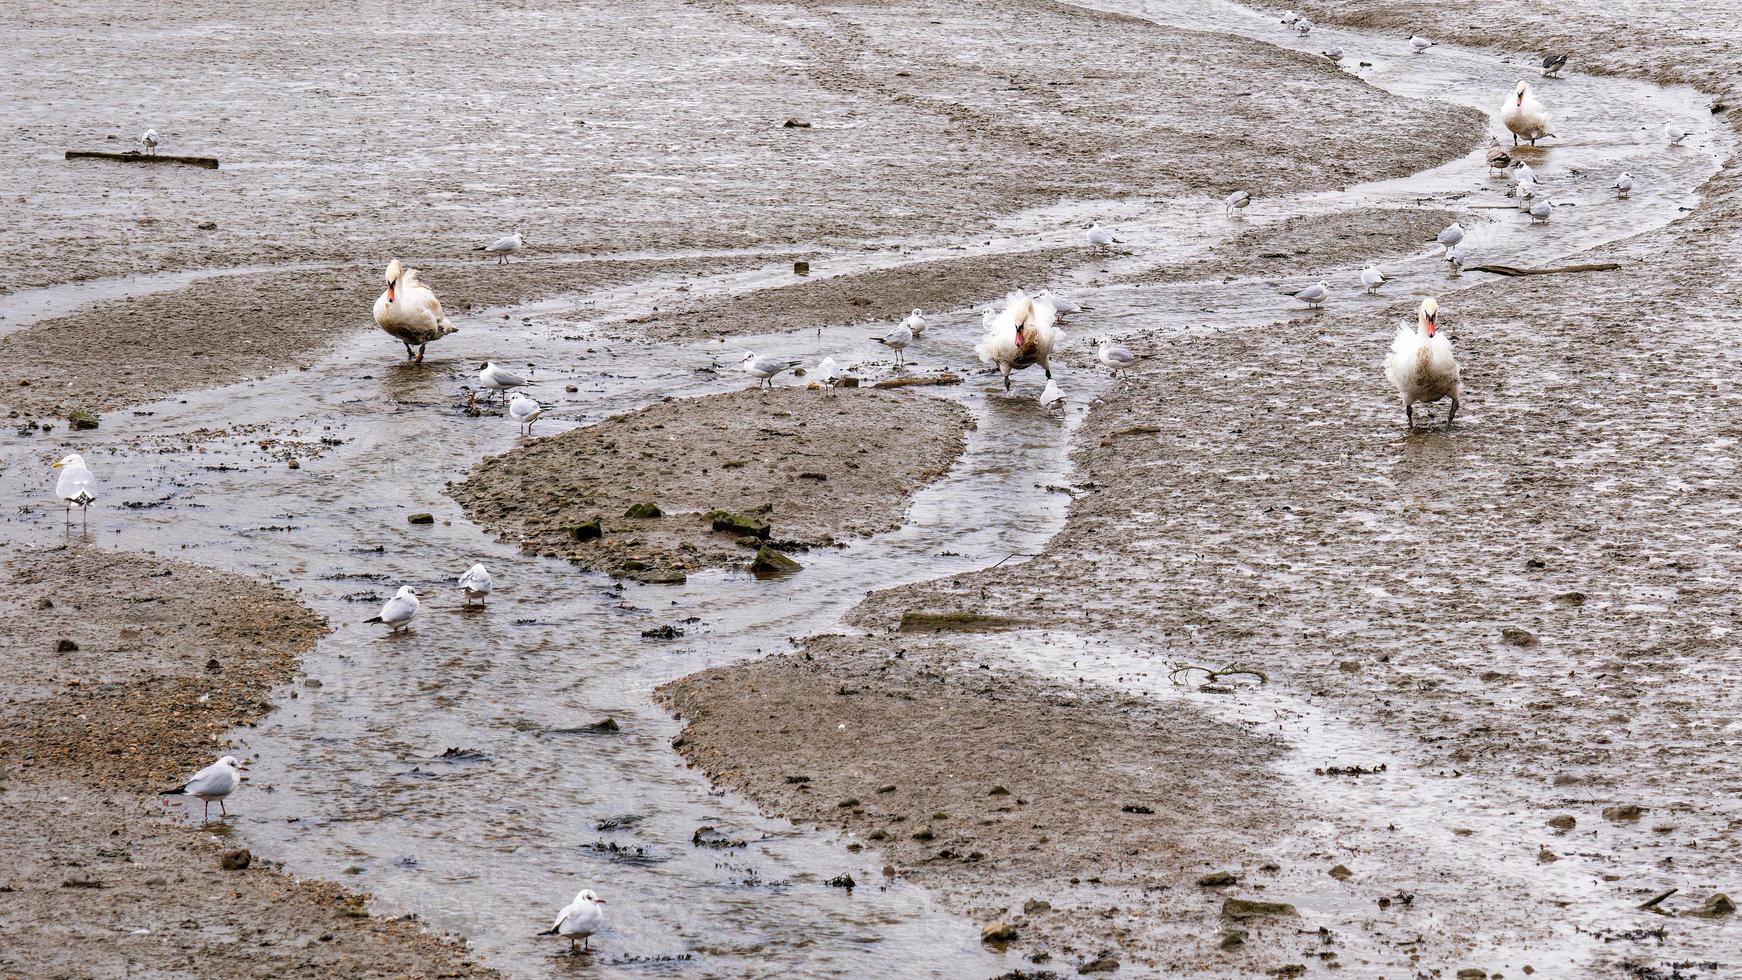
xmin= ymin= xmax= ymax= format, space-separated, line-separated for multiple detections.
xmin=451 ymin=386 xmax=972 ymax=581
xmin=0 ymin=547 xmax=491 ymax=978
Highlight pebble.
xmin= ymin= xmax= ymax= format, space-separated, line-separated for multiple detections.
xmin=54 ymin=638 xmax=78 ymax=652
xmin=980 ymin=919 xmax=1018 ymax=944
xmin=220 ymin=848 xmax=251 ymax=870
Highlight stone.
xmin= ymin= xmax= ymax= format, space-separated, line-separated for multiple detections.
xmin=911 ymin=826 xmax=935 ymax=841
xmin=54 ymin=638 xmax=78 ymax=653
xmin=1500 ymin=626 xmax=1538 ymax=647
xmin=1547 ymin=815 xmax=1576 ymax=831
xmin=1196 ymin=872 xmax=1238 ymax=887
xmin=220 ymin=848 xmax=251 ymax=870
xmin=897 ymin=610 xmax=1023 ymax=633
xmin=691 ymin=826 xmax=746 ymax=849
xmin=706 ymin=510 xmax=770 ymax=538
xmin=1684 ymin=893 xmax=1735 ymax=918
xmin=1221 ymin=898 xmax=1298 ymax=919
xmin=1602 ymin=804 xmax=1646 ymax=822
xmin=1456 ymin=970 xmax=1488 ymax=980
xmin=783 ymin=118 xmax=812 ymax=128
xmin=794 ymin=260 xmax=810 ymax=275
xmin=1024 ymin=898 xmax=1052 ymax=914
xmin=406 ymin=512 xmax=435 ymax=525
xmin=1078 ymin=955 xmax=1120 ymax=974
xmin=626 ymin=568 xmax=686 ymax=584
xmin=751 ymin=546 xmax=802 ymax=576
xmin=568 ymin=518 xmax=603 ymax=541
xmin=980 ymin=919 xmax=1018 ymax=944
xmin=623 ymin=502 xmax=662 ymax=519
xmin=66 ymin=409 xmax=100 ymax=430
xmin=825 ymin=873 xmax=855 ymax=889
xmin=1328 ymin=864 xmax=1353 ymax=881
xmin=1219 ymin=929 xmax=1247 ymax=949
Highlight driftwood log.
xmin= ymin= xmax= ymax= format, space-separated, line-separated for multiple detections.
xmin=871 ymin=372 xmax=961 ymax=389
xmin=1468 ymin=262 xmax=1620 ymax=276
xmin=65 ymin=149 xmax=219 ymax=170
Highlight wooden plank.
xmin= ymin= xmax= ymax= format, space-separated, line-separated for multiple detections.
xmin=65 ymin=149 xmax=219 ymax=169
xmin=1468 ymin=262 xmax=1620 ymax=277
xmin=871 ymin=372 xmax=961 ymax=389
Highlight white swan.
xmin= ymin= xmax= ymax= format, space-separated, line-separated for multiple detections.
xmin=1501 ymin=81 xmax=1552 ymax=146
xmin=974 ymin=290 xmax=1061 ymax=391
xmin=373 ymin=260 xmax=457 ymax=362
xmin=1384 ymin=298 xmax=1461 ymax=429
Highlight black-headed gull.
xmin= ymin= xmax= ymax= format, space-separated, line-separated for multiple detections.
xmin=1085 ymin=223 xmax=1123 ymax=253
xmin=1541 ymin=53 xmax=1567 ymax=77
xmin=541 ymin=889 xmax=606 ymax=953
xmin=1288 ymin=281 xmax=1331 ymax=309
xmin=1665 ymin=122 xmax=1691 ymax=145
xmin=1408 ymin=35 xmax=1434 ymax=54
xmin=508 ymin=395 xmax=542 ymax=435
xmin=160 ymin=755 xmax=246 ymax=822
xmin=478 ymin=232 xmax=526 ymax=264
xmin=1436 ymin=221 xmax=1465 ymax=250
xmin=1095 ymin=337 xmax=1137 ymax=375
xmin=874 ymin=323 xmax=913 ymax=368
xmin=1361 ymin=265 xmax=1386 ymax=293
xmin=478 ymin=361 xmax=533 ymax=401
xmin=51 ymin=454 xmax=97 ymax=527
xmin=140 ymin=128 xmax=159 ymax=154
xmin=814 ymin=356 xmax=842 ymax=395
xmin=1224 ymin=190 xmax=1251 ymax=215
xmin=899 ymin=308 xmax=926 ymax=338
xmin=739 ymin=353 xmax=803 ymax=389
xmin=459 ymin=563 xmax=493 ymax=605
xmin=366 ymin=586 xmax=419 ymax=632
xmin=1612 ymin=172 xmax=1634 ymax=197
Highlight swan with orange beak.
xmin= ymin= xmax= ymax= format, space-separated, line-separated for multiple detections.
xmin=975 ymin=289 xmax=1061 ymax=391
xmin=1384 ymin=297 xmax=1462 ymax=429
xmin=1501 ymin=81 xmax=1553 ymax=146
xmin=372 ymin=259 xmax=458 ymax=363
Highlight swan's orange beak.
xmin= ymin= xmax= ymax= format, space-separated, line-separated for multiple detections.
xmin=1424 ymin=318 xmax=1437 ymax=337
xmin=386 ymin=285 xmax=396 ymax=302
xmin=1014 ymin=327 xmax=1025 ymax=345
xmin=1517 ymin=94 xmax=1524 ymax=106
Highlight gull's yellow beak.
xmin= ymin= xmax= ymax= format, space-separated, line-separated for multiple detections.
xmin=50 ymin=461 xmax=64 ymax=468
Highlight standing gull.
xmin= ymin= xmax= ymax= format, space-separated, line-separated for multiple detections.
xmin=813 ymin=356 xmax=842 ymax=395
xmin=508 ymin=395 xmax=542 ymax=435
xmin=874 ymin=322 xmax=913 ymax=368
xmin=365 ymin=586 xmax=420 ymax=632
xmin=1361 ymin=265 xmax=1386 ymax=294
xmin=1384 ymin=297 xmax=1461 ymax=429
xmin=1085 ymin=223 xmax=1123 ymax=253
xmin=1408 ymin=35 xmax=1434 ymax=54
xmin=739 ymin=353 xmax=803 ymax=389
xmin=1280 ymin=10 xmax=1298 ymax=25
xmin=1095 ymin=336 xmax=1138 ymax=375
xmin=1541 ymin=53 xmax=1568 ymax=77
xmin=1485 ymin=139 xmax=1513 ymax=174
xmin=1435 ymin=221 xmax=1465 ymax=251
xmin=1037 ymin=289 xmax=1083 ymax=315
xmin=1287 ymin=281 xmax=1331 ymax=309
xmin=373 ymin=260 xmax=457 ymax=363
xmin=159 ymin=755 xmax=246 ymax=822
xmin=541 ymin=889 xmax=606 ymax=953
xmin=1665 ymin=122 xmax=1691 ymax=145
xmin=478 ymin=361 xmax=534 ymax=402
xmin=1528 ymin=199 xmax=1553 ymax=223
xmin=1445 ymin=244 xmax=1465 ymax=276
xmin=458 ymin=563 xmax=493 ymax=605
xmin=51 ymin=454 xmax=97 ymax=527
xmin=1294 ymin=18 xmax=1312 ymax=35
xmin=1612 ymin=171 xmax=1634 ymax=197
xmin=477 ymin=231 xmax=526 ymax=264
xmin=1502 ymin=81 xmax=1553 ymax=146
xmin=140 ymin=128 xmax=159 ymax=155
xmin=899 ymin=308 xmax=926 ymax=338
xmin=1039 ymin=379 xmax=1065 ymax=408
xmin=1322 ymin=46 xmax=1343 ymax=61
xmin=1224 ymin=190 xmax=1251 ymax=215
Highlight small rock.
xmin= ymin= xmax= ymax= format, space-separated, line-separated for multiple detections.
xmin=287 ymin=458 xmax=300 ymax=470
xmin=980 ymin=919 xmax=1018 ymax=944
xmin=640 ymin=624 xmax=683 ymax=639
xmin=794 ymin=260 xmax=810 ymax=275
xmin=784 ymin=775 xmax=811 ymax=784
xmin=66 ymin=409 xmax=100 ymax=430
xmin=1219 ymin=929 xmax=1247 ymax=949
xmin=783 ymin=117 xmax=811 ymax=128
xmin=623 ymin=502 xmax=662 ymax=519
xmin=1078 ymin=954 xmax=1120 ymax=974
xmin=220 ymin=848 xmax=251 ymax=870
xmin=303 ymin=678 xmax=323 ymax=688
xmin=54 ymin=638 xmax=78 ymax=653
xmin=1602 ymin=804 xmax=1646 ymax=822
xmin=989 ymin=786 xmax=1011 ymax=797
xmin=565 ymin=385 xmax=578 ymax=393
xmin=825 ymin=873 xmax=855 ymax=889
xmin=1222 ymin=898 xmax=1298 ymax=919
xmin=751 ymin=546 xmax=802 ymax=576
xmin=1500 ymin=626 xmax=1538 ymax=647
xmin=1537 ymin=848 xmax=1558 ymax=864
xmin=1024 ymin=898 xmax=1052 ymax=914
xmin=1328 ymin=864 xmax=1353 ymax=881
xmin=406 ymin=512 xmax=435 ymax=525
xmin=1338 ymin=660 xmax=1361 ymax=672
xmin=707 ymin=510 xmax=770 ymax=538
xmin=1197 ymin=871 xmax=1238 ymax=887
xmin=876 ymin=784 xmax=896 ymax=794
xmin=1547 ymin=815 xmax=1576 ymax=831
xmin=579 ymin=717 xmax=620 ymax=733
xmin=196 ymin=221 xmax=218 ymax=230
xmin=1456 ymin=970 xmax=1488 ymax=980
xmin=911 ymin=826 xmax=935 ymax=841
xmin=204 ymin=657 xmax=221 ymax=672
xmin=838 ymin=798 xmax=860 ymax=808
xmin=691 ymin=826 xmax=747 ymax=849
xmin=1120 ymin=804 xmax=1154 ymax=815
xmin=1683 ymin=893 xmax=1736 ymax=918
xmin=568 ymin=518 xmax=603 ymax=541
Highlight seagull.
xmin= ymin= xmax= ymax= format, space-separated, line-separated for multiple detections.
xmin=1502 ymin=81 xmax=1553 ymax=146
xmin=874 ymin=323 xmax=913 ymax=368
xmin=1435 ymin=221 xmax=1465 ymax=251
xmin=1485 ymin=139 xmax=1513 ymax=173
xmin=1085 ymin=223 xmax=1123 ymax=253
xmin=541 ymin=889 xmax=606 ymax=953
xmin=1288 ymin=281 xmax=1331 ymax=309
xmin=739 ymin=353 xmax=803 ymax=389
xmin=1612 ymin=171 xmax=1634 ymax=197
xmin=1294 ymin=17 xmax=1312 ymax=35
xmin=458 ymin=563 xmax=493 ymax=605
xmin=508 ymin=394 xmax=542 ymax=435
xmin=1541 ymin=53 xmax=1568 ymax=77
xmin=1361 ymin=265 xmax=1386 ymax=293
xmin=365 ymin=586 xmax=420 ymax=632
xmin=1224 ymin=190 xmax=1251 ymax=215
xmin=477 ymin=232 xmax=526 ymax=264
xmin=1445 ymin=244 xmax=1465 ymax=276
xmin=1665 ymin=122 xmax=1692 ymax=145
xmin=813 ymin=356 xmax=843 ymax=395
xmin=1528 ymin=199 xmax=1553 ymax=223
xmin=1037 ymin=289 xmax=1083 ymax=315
xmin=1095 ymin=336 xmax=1138 ymax=375
xmin=899 ymin=308 xmax=926 ymax=338
xmin=1280 ymin=9 xmax=1298 ymax=24
xmin=1408 ymin=35 xmax=1434 ymax=54
xmin=159 ymin=755 xmax=246 ymax=822
xmin=51 ymin=454 xmax=97 ymax=527
xmin=1039 ymin=379 xmax=1065 ymax=408
xmin=1322 ymin=46 xmax=1343 ymax=60
xmin=477 ymin=361 xmax=533 ymax=402
xmin=140 ymin=128 xmax=159 ymax=155
xmin=1384 ymin=297 xmax=1461 ymax=429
